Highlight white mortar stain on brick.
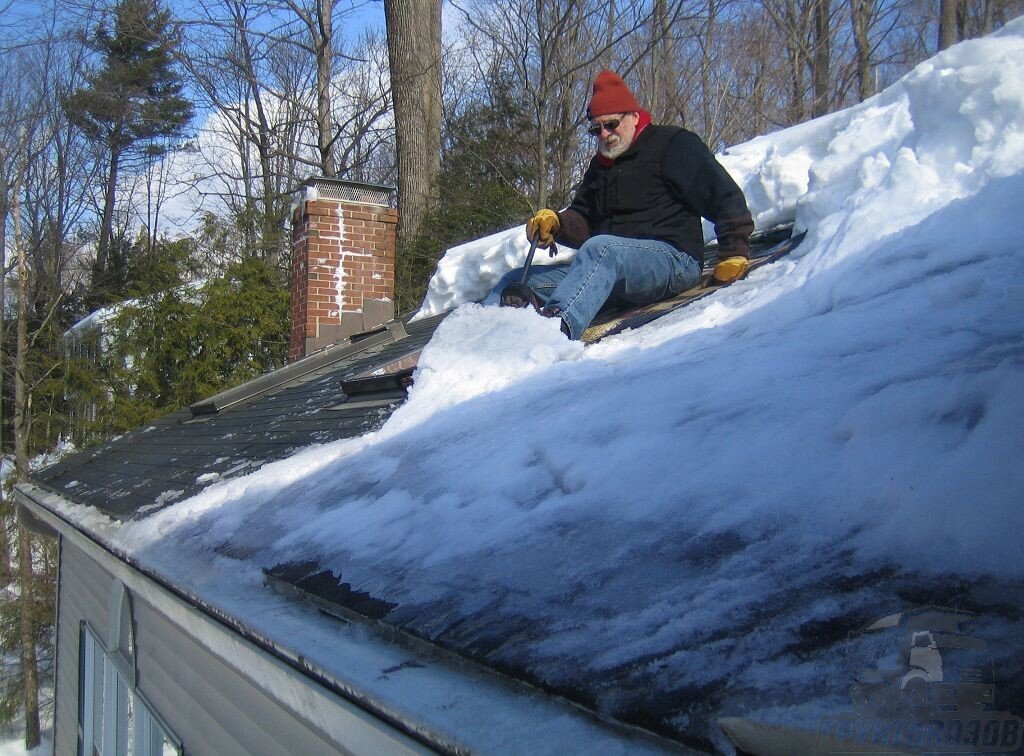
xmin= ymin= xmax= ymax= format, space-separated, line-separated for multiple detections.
xmin=289 ymin=183 xmax=397 ymax=361
xmin=336 ymin=250 xmax=374 ymax=312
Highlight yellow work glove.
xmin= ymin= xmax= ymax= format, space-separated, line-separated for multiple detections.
xmin=526 ymin=209 xmax=560 ymax=249
xmin=712 ymin=256 xmax=749 ymax=284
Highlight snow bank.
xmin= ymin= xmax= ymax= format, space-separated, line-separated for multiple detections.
xmin=386 ymin=304 xmax=584 ymax=434
xmin=414 ymin=227 xmax=579 ymax=319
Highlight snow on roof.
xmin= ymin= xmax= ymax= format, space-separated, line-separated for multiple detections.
xmin=66 ymin=301 xmax=123 ymax=337
xmin=66 ymin=280 xmax=208 ymax=340
xmin=27 ymin=19 xmax=1024 ymax=753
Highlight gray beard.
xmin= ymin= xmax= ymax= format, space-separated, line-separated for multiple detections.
xmin=599 ymin=140 xmax=630 ymax=160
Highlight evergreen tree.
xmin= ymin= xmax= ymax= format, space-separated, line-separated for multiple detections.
xmin=64 ymin=0 xmax=193 ymax=308
xmin=396 ymin=80 xmax=535 ymax=311
xmin=71 ymin=255 xmax=290 ymax=443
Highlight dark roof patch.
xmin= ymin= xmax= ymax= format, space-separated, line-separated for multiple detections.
xmin=37 ymin=312 xmax=446 ymax=519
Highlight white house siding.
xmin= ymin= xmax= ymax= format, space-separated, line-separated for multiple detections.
xmin=54 ymin=537 xmax=429 ymax=756
xmin=53 ymin=537 xmax=107 ymax=755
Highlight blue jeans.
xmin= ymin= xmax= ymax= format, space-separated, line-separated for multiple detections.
xmin=487 ymin=235 xmax=702 ymax=339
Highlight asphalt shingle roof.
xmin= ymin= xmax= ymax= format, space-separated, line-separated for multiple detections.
xmin=36 ymin=312 xmax=447 ymax=519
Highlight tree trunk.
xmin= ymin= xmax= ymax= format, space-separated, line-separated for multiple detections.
xmin=17 ymin=527 xmax=41 ymax=750
xmin=0 ymin=513 xmax=9 ymax=588
xmin=980 ymin=0 xmax=994 ymax=35
xmin=603 ymin=0 xmax=617 ymax=69
xmin=701 ymin=0 xmax=717 ymax=139
xmin=13 ymin=164 xmax=30 ymax=497
xmin=811 ymin=0 xmax=832 ymax=117
xmin=649 ymin=0 xmax=671 ymax=124
xmin=94 ymin=141 xmax=122 ymax=299
xmin=237 ymin=7 xmax=285 ymax=262
xmin=788 ymin=43 xmax=805 ymax=123
xmin=550 ymin=20 xmax=582 ymax=209
xmin=316 ymin=0 xmax=337 ymax=176
xmin=0 ymin=169 xmax=6 ymax=459
xmin=535 ymin=126 xmax=549 ymax=210
xmin=12 ymin=172 xmax=42 ymax=751
xmin=938 ymin=0 xmax=959 ymax=50
xmin=850 ymin=0 xmax=873 ymax=101
xmin=0 ymin=172 xmax=8 ymax=589
xmin=385 ymin=0 xmax=442 ymax=246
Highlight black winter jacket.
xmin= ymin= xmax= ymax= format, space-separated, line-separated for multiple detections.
xmin=558 ymin=124 xmax=754 ymax=264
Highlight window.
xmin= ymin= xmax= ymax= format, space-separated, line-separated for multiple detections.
xmin=79 ymin=624 xmax=181 ymax=756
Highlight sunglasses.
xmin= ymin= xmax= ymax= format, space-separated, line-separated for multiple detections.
xmin=587 ymin=115 xmax=627 ymax=136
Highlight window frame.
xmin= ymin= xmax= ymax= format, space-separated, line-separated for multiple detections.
xmin=79 ymin=620 xmax=182 ymax=756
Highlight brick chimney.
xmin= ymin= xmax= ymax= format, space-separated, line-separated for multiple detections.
xmin=289 ymin=178 xmax=398 ymax=362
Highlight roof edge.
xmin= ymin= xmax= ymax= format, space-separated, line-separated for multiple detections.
xmin=265 ymin=568 xmax=698 ymax=754
xmin=14 ymin=482 xmax=465 ymax=755
xmin=17 ymin=482 xmax=688 ymax=754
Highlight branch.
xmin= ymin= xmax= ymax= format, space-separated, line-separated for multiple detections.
xmin=27 ymin=293 xmax=65 ymax=352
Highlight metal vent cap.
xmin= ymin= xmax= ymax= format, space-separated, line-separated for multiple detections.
xmin=298 ymin=177 xmax=395 ymax=207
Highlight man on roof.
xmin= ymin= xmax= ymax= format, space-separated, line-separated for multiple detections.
xmin=491 ymin=70 xmax=755 ymax=339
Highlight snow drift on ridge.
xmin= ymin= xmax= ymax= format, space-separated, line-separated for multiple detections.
xmin=417 ymin=17 xmax=1024 ymax=319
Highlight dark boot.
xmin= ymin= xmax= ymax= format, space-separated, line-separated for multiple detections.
xmin=540 ymin=305 xmax=571 ymax=338
xmin=500 ymin=282 xmax=543 ymax=311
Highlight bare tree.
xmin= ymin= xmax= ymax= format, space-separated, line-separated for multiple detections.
xmin=727 ymin=4 xmax=791 ymax=138
xmin=698 ymin=0 xmax=719 ymax=137
xmin=645 ymin=0 xmax=672 ymax=123
xmin=3 ymin=110 xmax=51 ymax=753
xmin=6 ymin=121 xmax=64 ymax=748
xmin=759 ymin=0 xmax=840 ymax=122
xmin=0 ymin=8 xmax=99 ymax=740
xmin=11 ymin=139 xmax=42 ymax=750
xmin=843 ymin=0 xmax=906 ymax=102
xmin=669 ymin=0 xmax=747 ymax=145
xmin=761 ymin=0 xmax=807 ymax=122
xmin=277 ymin=0 xmax=341 ymax=177
xmin=183 ymin=0 xmax=298 ymax=262
xmin=451 ymin=0 xmax=685 ymax=208
xmin=332 ymin=34 xmax=394 ymax=182
xmin=181 ymin=0 xmax=391 ymax=264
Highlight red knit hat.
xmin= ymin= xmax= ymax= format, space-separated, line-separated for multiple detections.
xmin=587 ymin=70 xmax=640 ymax=118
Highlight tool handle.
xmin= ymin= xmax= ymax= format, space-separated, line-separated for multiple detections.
xmin=520 ymin=231 xmax=541 ymax=284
